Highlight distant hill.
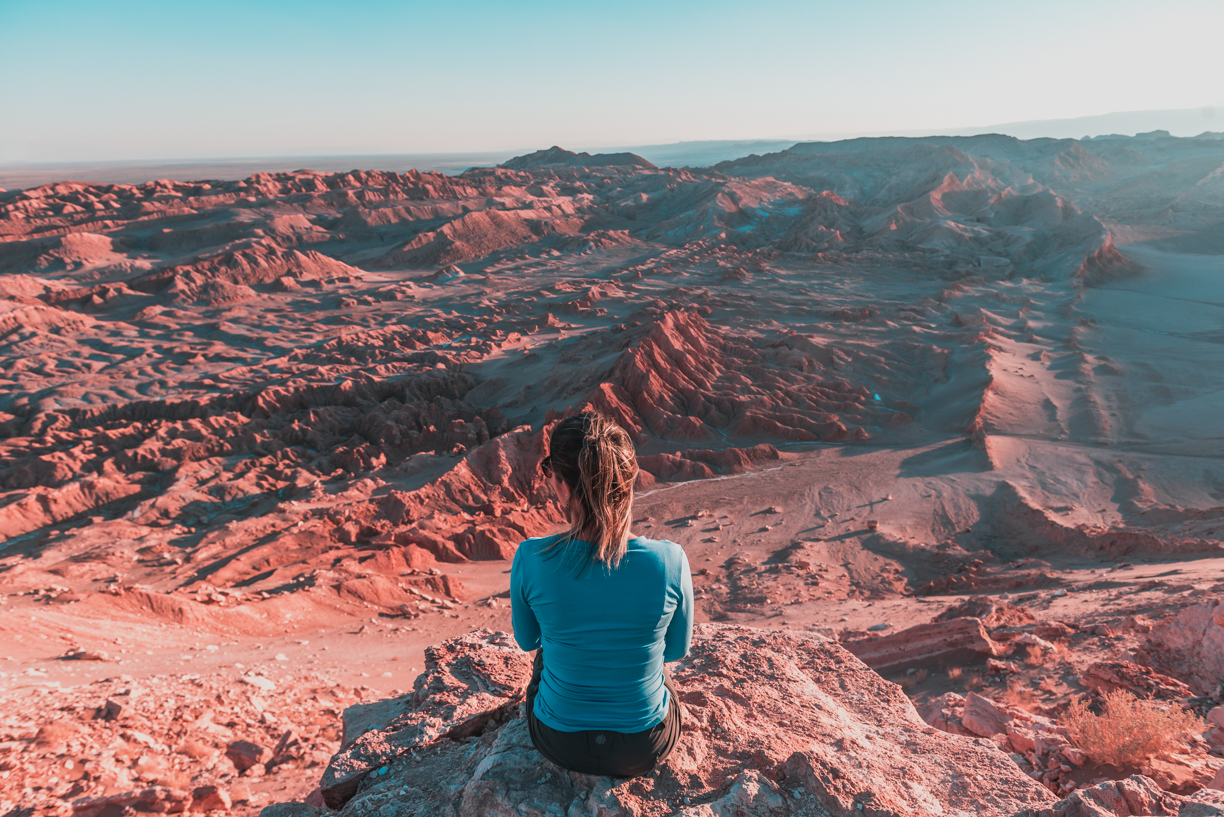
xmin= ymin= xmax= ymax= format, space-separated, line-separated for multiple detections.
xmin=946 ymin=106 xmax=1224 ymax=140
xmin=612 ymin=140 xmax=798 ymax=168
xmin=499 ymin=146 xmax=656 ymax=170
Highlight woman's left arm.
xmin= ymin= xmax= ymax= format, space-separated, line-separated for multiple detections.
xmin=663 ymin=548 xmax=694 ymax=662
xmin=511 ymin=542 xmax=542 ymax=652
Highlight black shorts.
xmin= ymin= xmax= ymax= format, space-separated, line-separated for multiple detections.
xmin=524 ymin=649 xmax=682 ymax=778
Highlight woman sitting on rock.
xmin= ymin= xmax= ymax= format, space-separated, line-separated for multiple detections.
xmin=511 ymin=411 xmax=693 ymax=778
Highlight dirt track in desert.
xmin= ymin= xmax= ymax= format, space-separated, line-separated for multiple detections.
xmin=2 ymin=133 xmax=1224 ymax=814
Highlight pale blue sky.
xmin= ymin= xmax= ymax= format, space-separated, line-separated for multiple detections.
xmin=2 ymin=0 xmax=1221 ymax=163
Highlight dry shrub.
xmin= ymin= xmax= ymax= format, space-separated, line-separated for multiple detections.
xmin=965 ymin=672 xmax=985 ymax=690
xmin=155 ymin=770 xmax=191 ymax=789
xmin=1038 ymin=676 xmax=1059 ymax=694
xmin=948 ymin=666 xmax=964 ymax=682
xmin=34 ymin=720 xmax=83 ymax=747
xmin=1064 ymin=689 xmax=1203 ymax=767
xmin=177 ymin=740 xmax=214 ymax=759
xmin=109 ymin=738 xmax=134 ymax=760
xmin=133 ymin=755 xmax=167 ymax=781
xmin=898 ymin=668 xmax=929 ymax=690
xmin=1002 ymin=681 xmax=1037 ymax=711
xmin=1022 ymin=645 xmax=1047 ymax=667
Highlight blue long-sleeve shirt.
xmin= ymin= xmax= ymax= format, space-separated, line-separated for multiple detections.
xmin=511 ymin=534 xmax=693 ymax=733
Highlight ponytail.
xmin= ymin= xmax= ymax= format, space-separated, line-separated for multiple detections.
xmin=544 ymin=411 xmax=638 ymax=567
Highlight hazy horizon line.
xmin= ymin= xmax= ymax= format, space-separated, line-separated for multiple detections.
xmin=4 ymin=104 xmax=1222 ymax=172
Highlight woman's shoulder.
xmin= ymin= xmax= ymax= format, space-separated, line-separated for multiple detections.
xmin=513 ymin=534 xmax=566 ymax=564
xmin=516 ymin=534 xmax=561 ymax=552
xmin=520 ymin=534 xmax=563 ymax=547
xmin=629 ymin=535 xmax=688 ymax=564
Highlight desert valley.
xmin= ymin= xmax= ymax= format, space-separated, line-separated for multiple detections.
xmin=1 ymin=130 xmax=1224 ymax=816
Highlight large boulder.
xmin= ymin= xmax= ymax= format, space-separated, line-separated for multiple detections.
xmin=303 ymin=624 xmax=1057 ymax=817
xmin=320 ymin=629 xmax=533 ymax=806
xmin=1134 ymin=599 xmax=1224 ymax=696
xmin=963 ymin=690 xmax=1018 ymax=737
xmin=226 ymin=739 xmax=271 ymax=772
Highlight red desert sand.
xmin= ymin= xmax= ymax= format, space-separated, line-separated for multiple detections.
xmin=1 ymin=133 xmax=1224 ymax=816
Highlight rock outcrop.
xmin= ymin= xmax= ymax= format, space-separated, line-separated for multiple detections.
xmin=295 ymin=625 xmax=1057 ymax=817
xmin=1135 ymin=599 xmax=1224 ymax=697
xmin=321 ymin=630 xmax=532 ymax=806
xmin=1080 ymin=660 xmax=1196 ymax=701
xmin=919 ymin=690 xmax=1090 ymax=795
xmin=1015 ymin=776 xmax=1224 ymax=817
xmin=936 ymin=595 xmax=1037 ymax=629
xmin=841 ymin=615 xmax=1006 ymax=673
xmin=262 ymin=624 xmax=1224 ymax=817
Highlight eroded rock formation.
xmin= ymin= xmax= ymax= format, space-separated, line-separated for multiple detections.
xmin=6 ymin=133 xmax=1224 ymax=816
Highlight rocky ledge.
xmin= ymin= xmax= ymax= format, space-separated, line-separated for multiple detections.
xmin=261 ymin=625 xmax=1224 ymax=817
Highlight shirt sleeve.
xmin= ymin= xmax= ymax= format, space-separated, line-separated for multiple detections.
xmin=510 ymin=541 xmax=541 ymax=652
xmin=663 ymin=546 xmax=694 ymax=662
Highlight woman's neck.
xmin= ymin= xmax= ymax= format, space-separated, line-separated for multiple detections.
xmin=568 ymin=526 xmax=598 ymax=543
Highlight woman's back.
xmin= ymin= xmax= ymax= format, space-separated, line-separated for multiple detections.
xmin=511 ymin=533 xmax=693 ymax=732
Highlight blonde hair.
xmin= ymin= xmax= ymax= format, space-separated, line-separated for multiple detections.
xmin=543 ymin=411 xmax=638 ymax=567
